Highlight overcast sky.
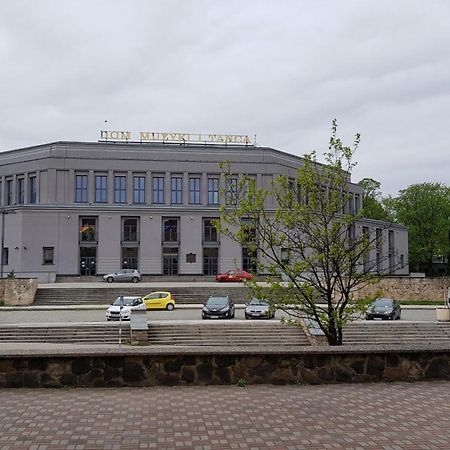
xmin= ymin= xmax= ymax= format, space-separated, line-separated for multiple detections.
xmin=0 ymin=1 xmax=449 ymax=196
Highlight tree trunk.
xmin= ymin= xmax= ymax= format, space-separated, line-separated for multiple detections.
xmin=326 ymin=319 xmax=343 ymax=346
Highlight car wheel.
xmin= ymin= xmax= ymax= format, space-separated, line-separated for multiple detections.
xmin=131 ymin=277 xmax=138 ymax=283
xmin=166 ymin=303 xmax=174 ymax=311
xmin=245 ymin=314 xmax=249 ymax=319
xmin=202 ymin=316 xmax=207 ymax=320
xmin=106 ymin=276 xmax=113 ymax=283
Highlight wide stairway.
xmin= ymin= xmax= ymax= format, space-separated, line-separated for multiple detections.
xmin=343 ymin=321 xmax=450 ymax=345
xmin=0 ymin=324 xmax=132 ymax=345
xmin=148 ymin=322 xmax=311 ymax=347
xmin=0 ymin=322 xmax=310 ymax=347
xmin=33 ymin=286 xmax=249 ymax=306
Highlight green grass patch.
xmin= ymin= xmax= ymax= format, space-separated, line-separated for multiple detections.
xmin=399 ymin=299 xmax=443 ymax=306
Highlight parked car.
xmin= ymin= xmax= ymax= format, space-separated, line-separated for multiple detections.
xmin=202 ymin=295 xmax=235 ymax=319
xmin=142 ymin=291 xmax=175 ymax=310
xmin=105 ymin=296 xmax=146 ymax=321
xmin=215 ymin=269 xmax=253 ymax=282
xmin=365 ymin=297 xmax=401 ymax=320
xmin=102 ymin=269 xmax=142 ymax=283
xmin=245 ymin=298 xmax=275 ymax=319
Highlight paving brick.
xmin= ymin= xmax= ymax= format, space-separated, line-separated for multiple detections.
xmin=0 ymin=382 xmax=450 ymax=448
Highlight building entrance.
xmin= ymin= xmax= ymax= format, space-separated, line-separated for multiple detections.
xmin=163 ymin=247 xmax=178 ymax=275
xmin=122 ymin=247 xmax=138 ymax=270
xmin=203 ymin=247 xmax=218 ymax=275
xmin=80 ymin=247 xmax=96 ymax=276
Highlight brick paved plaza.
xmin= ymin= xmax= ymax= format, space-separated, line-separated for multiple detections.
xmin=0 ymin=381 xmax=450 ymax=449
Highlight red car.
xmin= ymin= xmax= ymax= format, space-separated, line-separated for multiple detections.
xmin=215 ymin=269 xmax=253 ymax=282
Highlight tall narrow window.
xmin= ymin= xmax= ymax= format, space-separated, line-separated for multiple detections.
xmin=2 ymin=248 xmax=8 ymax=265
xmin=114 ymin=176 xmax=126 ymax=203
xmin=203 ymin=219 xmax=218 ymax=242
xmin=152 ymin=177 xmax=164 ymax=204
xmin=133 ymin=176 xmax=145 ymax=204
xmin=123 ymin=218 xmax=138 ymax=241
xmin=75 ymin=175 xmax=88 ymax=203
xmin=0 ymin=181 xmax=2 ymax=205
xmin=226 ymin=178 xmax=238 ymax=205
xmin=16 ymin=178 xmax=24 ymax=205
xmin=43 ymin=247 xmax=54 ymax=265
xmin=6 ymin=179 xmax=13 ymax=205
xmin=80 ymin=217 xmax=97 ymax=242
xmin=163 ymin=218 xmax=179 ymax=242
xmin=171 ymin=176 xmax=183 ymax=204
xmin=189 ymin=177 xmax=201 ymax=204
xmin=28 ymin=176 xmax=36 ymax=204
xmin=95 ymin=175 xmax=107 ymax=203
xmin=208 ymin=178 xmax=219 ymax=205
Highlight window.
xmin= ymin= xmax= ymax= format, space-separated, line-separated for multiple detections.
xmin=80 ymin=217 xmax=97 ymax=242
xmin=189 ymin=177 xmax=201 ymax=204
xmin=245 ymin=177 xmax=256 ymax=201
xmin=17 ymin=178 xmax=24 ymax=205
xmin=171 ymin=176 xmax=183 ymax=204
xmin=95 ymin=175 xmax=107 ymax=203
xmin=123 ymin=218 xmax=138 ymax=242
xmin=0 ymin=181 xmax=2 ymax=205
xmin=6 ymin=179 xmax=13 ymax=205
xmin=355 ymin=194 xmax=360 ymax=213
xmin=2 ymin=247 xmax=8 ymax=265
xmin=43 ymin=247 xmax=54 ymax=265
xmin=133 ymin=176 xmax=145 ymax=204
xmin=28 ymin=176 xmax=36 ymax=204
xmin=163 ymin=218 xmax=178 ymax=242
xmin=203 ymin=219 xmax=218 ymax=242
xmin=208 ymin=178 xmax=219 ymax=204
xmin=281 ymin=248 xmax=290 ymax=265
xmin=75 ymin=175 xmax=88 ymax=203
xmin=152 ymin=177 xmax=164 ymax=204
xmin=226 ymin=178 xmax=238 ymax=204
xmin=114 ymin=176 xmax=126 ymax=203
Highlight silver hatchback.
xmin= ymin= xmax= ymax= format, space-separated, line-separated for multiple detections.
xmin=245 ymin=299 xmax=275 ymax=319
xmin=102 ymin=269 xmax=142 ymax=283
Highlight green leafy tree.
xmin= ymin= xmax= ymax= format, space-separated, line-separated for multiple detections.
xmin=389 ymin=183 xmax=450 ymax=275
xmin=358 ymin=177 xmax=392 ymax=221
xmin=216 ymin=121 xmax=394 ymax=345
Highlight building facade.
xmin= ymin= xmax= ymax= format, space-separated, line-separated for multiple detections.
xmin=0 ymin=140 xmax=409 ymax=282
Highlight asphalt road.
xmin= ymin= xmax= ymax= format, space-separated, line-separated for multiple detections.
xmin=0 ymin=306 xmax=438 ymax=325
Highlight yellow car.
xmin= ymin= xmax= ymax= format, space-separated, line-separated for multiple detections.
xmin=142 ymin=291 xmax=175 ymax=310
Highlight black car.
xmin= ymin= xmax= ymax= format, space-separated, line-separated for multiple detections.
xmin=202 ymin=295 xmax=235 ymax=319
xmin=365 ymin=297 xmax=401 ymax=320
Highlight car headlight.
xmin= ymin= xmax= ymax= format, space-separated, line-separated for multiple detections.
xmin=384 ymin=309 xmax=393 ymax=314
xmin=202 ymin=307 xmax=207 ymax=312
xmin=221 ymin=306 xmax=230 ymax=312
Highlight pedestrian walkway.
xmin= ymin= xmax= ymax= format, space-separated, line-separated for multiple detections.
xmin=1 ymin=381 xmax=449 ymax=449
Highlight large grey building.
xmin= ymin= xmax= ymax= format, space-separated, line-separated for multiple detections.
xmin=0 ymin=139 xmax=408 ymax=282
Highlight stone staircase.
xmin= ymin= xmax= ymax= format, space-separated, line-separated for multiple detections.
xmin=0 ymin=324 xmax=131 ymax=345
xmin=343 ymin=321 xmax=450 ymax=346
xmin=148 ymin=322 xmax=311 ymax=347
xmin=33 ymin=286 xmax=250 ymax=306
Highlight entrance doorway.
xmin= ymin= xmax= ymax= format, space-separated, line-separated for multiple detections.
xmin=80 ymin=247 xmax=97 ymax=276
xmin=203 ymin=247 xmax=218 ymax=275
xmin=163 ymin=247 xmax=179 ymax=275
xmin=122 ymin=247 xmax=138 ymax=270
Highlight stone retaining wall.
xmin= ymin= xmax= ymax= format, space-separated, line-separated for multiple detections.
xmin=0 ymin=347 xmax=448 ymax=387
xmin=356 ymin=276 xmax=449 ymax=301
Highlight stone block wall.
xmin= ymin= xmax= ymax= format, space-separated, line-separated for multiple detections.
xmin=3 ymin=278 xmax=38 ymax=305
xmin=355 ymin=276 xmax=449 ymax=301
xmin=0 ymin=349 xmax=448 ymax=388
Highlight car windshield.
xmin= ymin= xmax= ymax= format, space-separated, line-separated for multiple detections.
xmin=373 ymin=299 xmax=393 ymax=307
xmin=207 ymin=297 xmax=228 ymax=306
xmin=113 ymin=297 xmax=139 ymax=306
xmin=248 ymin=299 xmax=268 ymax=306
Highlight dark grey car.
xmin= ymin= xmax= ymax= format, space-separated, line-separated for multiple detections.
xmin=365 ymin=298 xmax=401 ymax=320
xmin=245 ymin=299 xmax=275 ymax=319
xmin=202 ymin=295 xmax=235 ymax=319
